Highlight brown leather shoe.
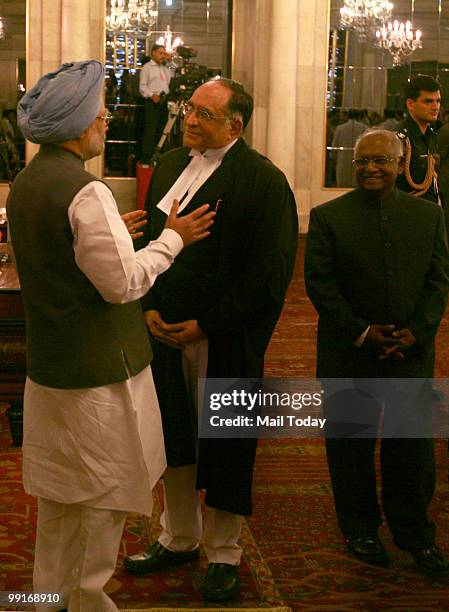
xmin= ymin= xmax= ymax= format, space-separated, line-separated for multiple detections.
xmin=346 ymin=535 xmax=389 ymax=568
xmin=123 ymin=541 xmax=199 ymax=574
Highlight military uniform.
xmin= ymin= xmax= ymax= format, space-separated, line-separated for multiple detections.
xmin=396 ymin=114 xmax=438 ymax=202
xmin=437 ymin=122 xmax=449 ymax=237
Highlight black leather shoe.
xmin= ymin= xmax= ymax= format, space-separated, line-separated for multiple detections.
xmin=409 ymin=544 xmax=449 ymax=578
xmin=346 ymin=535 xmax=389 ymax=568
xmin=201 ymin=563 xmax=240 ymax=602
xmin=123 ymin=541 xmax=199 ymax=574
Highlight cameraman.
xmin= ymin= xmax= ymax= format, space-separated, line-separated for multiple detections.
xmin=139 ymin=44 xmax=173 ymax=164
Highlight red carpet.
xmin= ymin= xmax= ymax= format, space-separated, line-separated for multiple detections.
xmin=1 ymin=237 xmax=449 ymax=610
xmin=256 ymin=238 xmax=449 ymax=611
xmin=0 ymin=425 xmax=287 ymax=610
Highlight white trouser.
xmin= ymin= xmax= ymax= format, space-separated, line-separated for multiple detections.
xmin=158 ymin=464 xmax=243 ymax=564
xmin=34 ymin=497 xmax=127 ymax=612
xmin=158 ymin=339 xmax=242 ymax=566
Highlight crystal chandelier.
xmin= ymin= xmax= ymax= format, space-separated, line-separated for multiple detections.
xmin=340 ymin=0 xmax=393 ymax=41
xmin=376 ymin=20 xmax=422 ymax=65
xmin=0 ymin=17 xmax=5 ymax=40
xmin=156 ymin=25 xmax=183 ymax=53
xmin=106 ymin=0 xmax=158 ymax=33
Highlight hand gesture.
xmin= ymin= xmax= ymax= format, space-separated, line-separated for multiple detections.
xmin=121 ymin=209 xmax=148 ymax=240
xmin=165 ymin=200 xmax=215 ymax=246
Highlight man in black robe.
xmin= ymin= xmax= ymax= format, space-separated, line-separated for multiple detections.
xmin=305 ymin=130 xmax=449 ymax=578
xmin=124 ymin=78 xmax=298 ymax=601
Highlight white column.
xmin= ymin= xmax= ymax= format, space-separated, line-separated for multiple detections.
xmin=232 ymin=0 xmax=300 ymax=211
xmin=26 ymin=0 xmax=63 ymax=162
xmin=26 ymin=0 xmax=105 ymax=179
xmin=250 ymin=0 xmax=272 ymax=155
xmin=232 ymin=0 xmax=355 ymax=230
xmin=265 ymin=0 xmax=298 ymax=189
xmin=296 ymin=0 xmax=330 ymax=229
xmin=61 ymin=0 xmax=91 ymax=62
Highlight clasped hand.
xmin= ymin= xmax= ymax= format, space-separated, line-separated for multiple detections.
xmin=366 ymin=324 xmax=416 ymax=360
xmin=144 ymin=310 xmax=206 ymax=348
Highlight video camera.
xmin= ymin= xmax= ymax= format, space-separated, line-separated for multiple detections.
xmin=148 ymin=47 xmax=222 ymax=163
xmin=168 ymin=45 xmax=222 ymax=101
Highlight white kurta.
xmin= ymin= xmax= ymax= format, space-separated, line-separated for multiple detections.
xmin=23 ymin=180 xmax=183 ymax=516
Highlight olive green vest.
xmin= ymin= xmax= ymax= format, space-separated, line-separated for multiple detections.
xmin=7 ymin=144 xmax=152 ymax=388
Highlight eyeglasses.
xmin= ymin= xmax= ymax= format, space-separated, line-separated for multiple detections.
xmin=352 ymin=157 xmax=399 ymax=168
xmin=181 ymin=101 xmax=232 ymax=123
xmin=96 ymin=110 xmax=113 ymax=125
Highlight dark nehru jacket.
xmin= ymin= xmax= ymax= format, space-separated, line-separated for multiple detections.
xmin=305 ymin=187 xmax=449 ymax=379
xmin=7 ymin=144 xmax=152 ymax=389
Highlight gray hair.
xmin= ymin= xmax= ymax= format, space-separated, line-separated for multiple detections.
xmin=355 ymin=129 xmax=403 ymax=158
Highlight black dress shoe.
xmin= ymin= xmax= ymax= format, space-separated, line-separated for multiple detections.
xmin=201 ymin=563 xmax=240 ymax=602
xmin=346 ymin=535 xmax=389 ymax=568
xmin=123 ymin=541 xmax=199 ymax=574
xmin=409 ymin=544 xmax=449 ymax=578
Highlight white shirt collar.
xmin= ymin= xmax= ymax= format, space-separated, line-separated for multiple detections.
xmin=156 ymin=139 xmax=239 ymax=216
xmin=189 ymin=138 xmax=238 ymax=162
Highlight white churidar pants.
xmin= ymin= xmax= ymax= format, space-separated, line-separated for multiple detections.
xmin=34 ymin=498 xmax=127 ymax=612
xmin=24 ymin=365 xmax=166 ymax=611
xmin=156 ymin=338 xmax=242 ymax=565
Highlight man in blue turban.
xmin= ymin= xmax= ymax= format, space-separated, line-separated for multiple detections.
xmin=18 ymin=60 xmax=106 ymax=145
xmin=8 ymin=60 xmax=214 ymax=611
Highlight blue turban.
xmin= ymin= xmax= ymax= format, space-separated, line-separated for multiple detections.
xmin=18 ymin=60 xmax=105 ymax=144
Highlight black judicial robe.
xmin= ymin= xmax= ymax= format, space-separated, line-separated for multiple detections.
xmin=305 ymin=188 xmax=449 ymax=379
xmin=139 ymin=138 xmax=298 ymax=515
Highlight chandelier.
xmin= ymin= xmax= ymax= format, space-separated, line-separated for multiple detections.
xmin=340 ymin=0 xmax=393 ymax=41
xmin=376 ymin=20 xmax=422 ymax=65
xmin=0 ymin=17 xmax=5 ymax=40
xmin=156 ymin=25 xmax=183 ymax=53
xmin=106 ymin=0 xmax=158 ymax=33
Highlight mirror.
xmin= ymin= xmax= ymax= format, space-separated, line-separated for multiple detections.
xmin=0 ymin=0 xmax=26 ymax=184
xmin=104 ymin=0 xmax=231 ymax=178
xmin=325 ymin=0 xmax=449 ymax=187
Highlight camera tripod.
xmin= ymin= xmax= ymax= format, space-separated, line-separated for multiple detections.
xmin=149 ymin=99 xmax=184 ymax=166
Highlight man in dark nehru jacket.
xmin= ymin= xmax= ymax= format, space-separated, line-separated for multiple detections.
xmin=396 ymin=74 xmax=440 ymax=201
xmin=7 ymin=60 xmax=214 ymax=612
xmin=305 ymin=129 xmax=449 ymax=578
xmin=124 ymin=77 xmax=298 ymax=601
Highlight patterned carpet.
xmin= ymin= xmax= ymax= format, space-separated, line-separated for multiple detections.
xmin=1 ymin=237 xmax=449 ymax=610
xmin=255 ymin=238 xmax=449 ymax=611
xmin=0 ymin=419 xmax=288 ymax=611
